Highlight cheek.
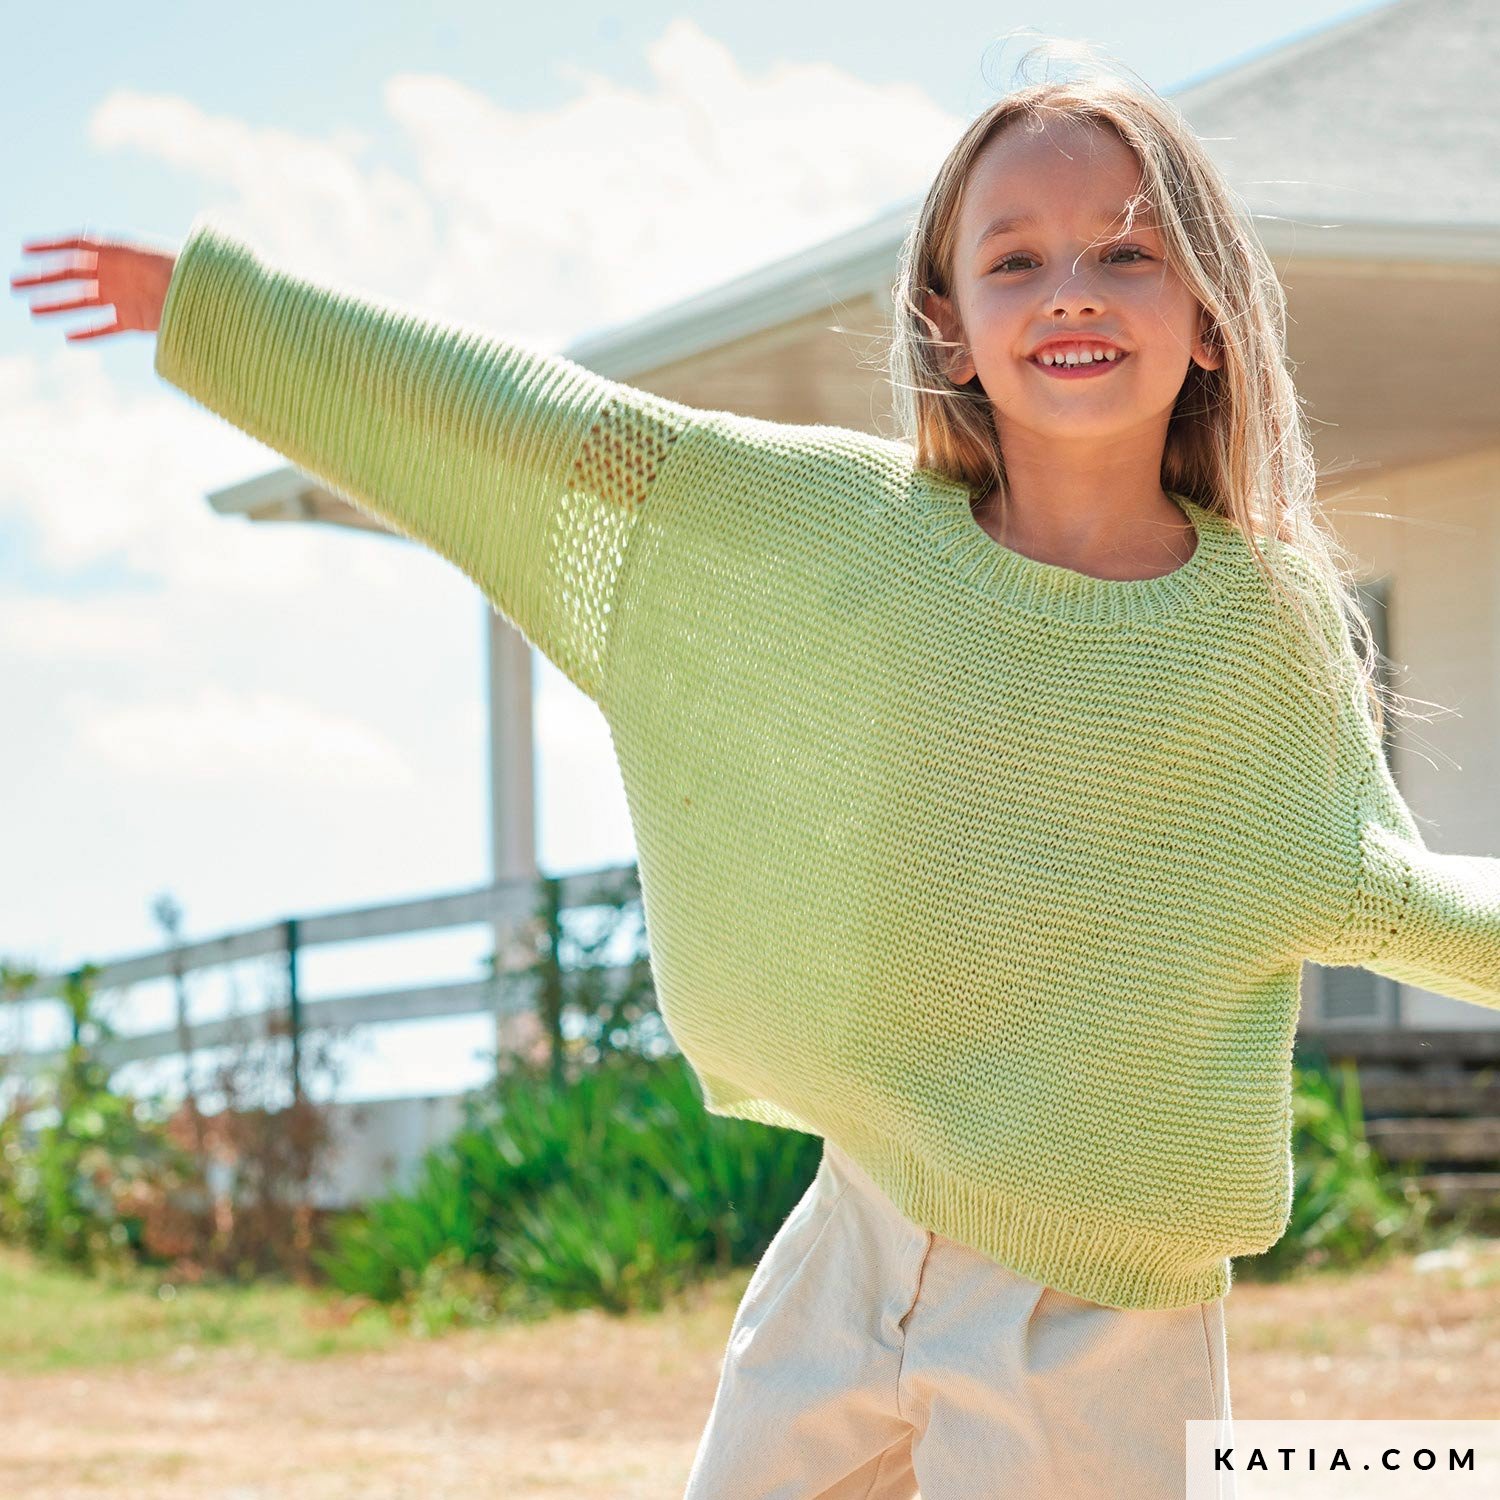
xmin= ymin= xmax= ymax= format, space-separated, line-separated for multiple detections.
xmin=968 ymin=296 xmax=1028 ymax=372
xmin=1134 ymin=279 xmax=1203 ymax=350
xmin=1129 ymin=342 xmax=1199 ymax=393
xmin=971 ymin=280 xmax=1025 ymax=327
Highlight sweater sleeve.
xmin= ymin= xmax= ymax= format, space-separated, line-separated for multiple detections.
xmin=1310 ymin=692 xmax=1500 ymax=1010
xmin=153 ymin=211 xmax=700 ymax=705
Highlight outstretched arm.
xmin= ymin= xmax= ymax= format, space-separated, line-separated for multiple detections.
xmin=1356 ymin=835 xmax=1500 ymax=1009
xmin=11 ymin=213 xmax=709 ymax=704
xmin=1309 ymin=703 xmax=1500 ymax=1010
xmin=151 ymin=213 xmax=706 ymax=704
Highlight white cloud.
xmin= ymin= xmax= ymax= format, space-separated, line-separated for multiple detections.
xmin=83 ymin=16 xmax=957 ymax=342
xmin=381 ymin=19 xmax=959 ymax=338
xmin=0 ymin=345 xmax=274 ymax=581
xmin=0 ymin=593 xmax=171 ymax=658
xmin=64 ymin=682 xmax=416 ymax=789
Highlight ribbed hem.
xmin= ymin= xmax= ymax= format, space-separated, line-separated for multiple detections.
xmin=154 ymin=210 xmax=238 ymax=393
xmin=699 ymin=1074 xmax=1233 ymax=1311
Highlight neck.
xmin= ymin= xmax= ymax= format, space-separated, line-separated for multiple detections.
xmin=972 ymin=481 xmax=1196 ymax=581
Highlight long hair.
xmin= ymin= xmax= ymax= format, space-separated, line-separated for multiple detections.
xmin=884 ymin=41 xmax=1403 ymax=774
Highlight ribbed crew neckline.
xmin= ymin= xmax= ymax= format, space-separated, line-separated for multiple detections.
xmin=912 ymin=471 xmax=1242 ymax=627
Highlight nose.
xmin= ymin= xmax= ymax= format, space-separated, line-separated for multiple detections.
xmin=1046 ymin=258 xmax=1107 ymax=318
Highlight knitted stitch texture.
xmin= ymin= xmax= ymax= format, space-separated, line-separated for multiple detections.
xmin=154 ymin=214 xmax=1500 ymax=1311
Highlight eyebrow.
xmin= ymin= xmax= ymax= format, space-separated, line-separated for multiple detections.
xmin=974 ymin=213 xmax=1039 ymax=249
xmin=973 ymin=210 xmax=1142 ymax=253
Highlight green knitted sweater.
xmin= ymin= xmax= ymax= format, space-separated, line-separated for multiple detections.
xmin=154 ymin=214 xmax=1500 ymax=1311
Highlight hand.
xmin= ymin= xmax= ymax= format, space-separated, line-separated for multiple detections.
xmin=9 ymin=230 xmax=178 ymax=341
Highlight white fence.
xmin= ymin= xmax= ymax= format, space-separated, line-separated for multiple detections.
xmin=1 ymin=862 xmax=647 ymax=1205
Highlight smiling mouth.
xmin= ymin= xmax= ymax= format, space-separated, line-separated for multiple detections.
xmin=1028 ymin=351 xmax=1130 ymax=379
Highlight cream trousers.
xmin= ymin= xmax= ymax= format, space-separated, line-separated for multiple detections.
xmin=683 ymin=1138 xmax=1234 ymax=1499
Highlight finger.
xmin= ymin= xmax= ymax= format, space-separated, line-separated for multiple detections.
xmin=11 ymin=265 xmax=99 ymax=290
xmin=65 ymin=322 xmax=123 ymax=341
xmin=30 ymin=295 xmax=105 ymax=315
xmin=20 ymin=235 xmax=101 ymax=253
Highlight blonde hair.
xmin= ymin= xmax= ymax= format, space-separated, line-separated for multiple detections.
xmin=884 ymin=40 xmax=1403 ymax=780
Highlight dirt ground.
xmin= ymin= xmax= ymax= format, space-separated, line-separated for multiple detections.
xmin=6 ymin=1239 xmax=1500 ymax=1500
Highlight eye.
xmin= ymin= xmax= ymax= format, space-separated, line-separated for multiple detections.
xmin=988 ymin=245 xmax=1153 ymax=274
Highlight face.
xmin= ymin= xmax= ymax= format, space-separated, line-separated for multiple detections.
xmin=924 ymin=116 xmax=1221 ymax=447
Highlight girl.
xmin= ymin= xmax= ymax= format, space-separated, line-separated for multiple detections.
xmin=14 ymin=55 xmax=1500 ymax=1500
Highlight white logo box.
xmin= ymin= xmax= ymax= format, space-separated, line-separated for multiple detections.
xmin=1187 ymin=1419 xmax=1500 ymax=1498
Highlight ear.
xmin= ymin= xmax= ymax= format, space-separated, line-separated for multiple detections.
xmin=923 ymin=289 xmax=976 ymax=386
xmin=1191 ymin=305 xmax=1224 ymax=373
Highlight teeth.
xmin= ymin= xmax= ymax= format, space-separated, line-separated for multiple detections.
xmin=1039 ymin=348 xmax=1120 ymax=366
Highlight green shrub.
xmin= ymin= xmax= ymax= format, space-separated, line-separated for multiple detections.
xmin=0 ymin=965 xmax=190 ymax=1274
xmin=1235 ymin=1053 xmax=1437 ymax=1283
xmin=313 ymin=1050 xmax=820 ymax=1322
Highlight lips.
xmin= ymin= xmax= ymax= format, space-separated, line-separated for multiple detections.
xmin=1028 ymin=350 xmax=1131 ymax=380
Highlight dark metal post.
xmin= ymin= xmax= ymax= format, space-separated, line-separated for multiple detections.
xmin=541 ymin=876 xmax=564 ymax=1089
xmin=286 ymin=917 xmax=302 ymax=1105
xmin=68 ymin=966 xmax=83 ymax=1047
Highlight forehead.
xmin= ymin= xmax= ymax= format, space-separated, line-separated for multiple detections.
xmin=960 ymin=118 xmax=1147 ymax=233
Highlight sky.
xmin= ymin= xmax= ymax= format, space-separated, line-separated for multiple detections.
xmin=2 ymin=0 xmax=1396 ymax=1104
